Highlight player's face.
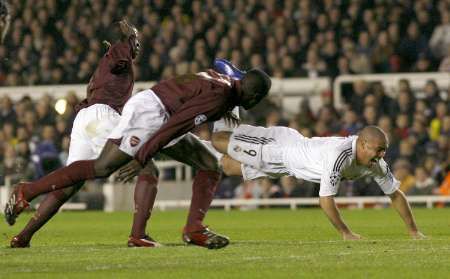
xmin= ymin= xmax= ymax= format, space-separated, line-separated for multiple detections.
xmin=241 ymin=91 xmax=265 ymax=110
xmin=130 ymin=28 xmax=140 ymax=59
xmin=361 ymin=139 xmax=387 ymax=167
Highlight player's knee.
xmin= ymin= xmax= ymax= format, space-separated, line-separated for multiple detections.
xmin=211 ymin=132 xmax=231 ymax=154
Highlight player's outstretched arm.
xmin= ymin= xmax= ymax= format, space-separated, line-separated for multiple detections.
xmin=319 ymin=196 xmax=362 ymax=240
xmin=388 ymin=189 xmax=426 ymax=239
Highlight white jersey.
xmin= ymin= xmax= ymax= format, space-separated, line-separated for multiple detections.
xmin=228 ymin=125 xmax=400 ymax=197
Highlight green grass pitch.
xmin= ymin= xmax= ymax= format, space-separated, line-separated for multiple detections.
xmin=1 ymin=208 xmax=449 ymax=278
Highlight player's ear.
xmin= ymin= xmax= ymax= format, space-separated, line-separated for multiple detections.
xmin=102 ymin=40 xmax=112 ymax=51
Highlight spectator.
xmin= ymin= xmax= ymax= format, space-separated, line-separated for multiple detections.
xmin=398 ymin=21 xmax=428 ymax=71
xmin=393 ymin=159 xmax=416 ymax=194
xmin=423 ymin=80 xmax=443 ymax=109
xmin=429 ymin=11 xmax=450 ymax=59
xmin=349 ymin=80 xmax=368 ymax=114
xmin=0 ymin=96 xmax=16 ymax=126
xmin=408 ymin=166 xmax=438 ymax=195
xmin=339 ymin=109 xmax=363 ymax=136
xmin=33 ymin=125 xmax=61 ymax=178
xmin=429 ymin=102 xmax=448 ymax=141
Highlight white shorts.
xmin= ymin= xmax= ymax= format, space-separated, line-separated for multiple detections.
xmin=67 ymin=104 xmax=121 ymax=165
xmin=108 ymin=89 xmax=183 ymax=156
xmin=227 ymin=125 xmax=304 ymax=180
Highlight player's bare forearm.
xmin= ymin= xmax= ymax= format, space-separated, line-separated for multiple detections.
xmin=319 ymin=196 xmax=361 ymax=240
xmin=389 ymin=190 xmax=425 ymax=239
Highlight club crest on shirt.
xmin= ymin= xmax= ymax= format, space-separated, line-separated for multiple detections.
xmin=130 ymin=136 xmax=140 ymax=147
xmin=194 ymin=114 xmax=207 ymax=126
xmin=233 ymin=145 xmax=242 ymax=152
xmin=329 ymin=171 xmax=341 ymax=187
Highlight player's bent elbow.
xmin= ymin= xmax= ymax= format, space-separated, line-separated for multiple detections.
xmin=211 ymin=132 xmax=231 ymax=154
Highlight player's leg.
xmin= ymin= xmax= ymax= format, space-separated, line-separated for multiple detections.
xmin=11 ymin=105 xmax=123 ymax=246
xmin=211 ymin=131 xmax=232 ymax=154
xmin=11 ymin=117 xmax=91 ymax=246
xmin=220 ymin=155 xmax=243 ymax=176
xmin=161 ymin=133 xmax=229 ymax=249
xmin=5 ymin=90 xmax=161 ymax=225
xmin=127 ymin=160 xmax=161 ymax=247
xmin=4 ymin=139 xmax=132 ymax=226
xmin=10 ymin=183 xmax=84 ymax=248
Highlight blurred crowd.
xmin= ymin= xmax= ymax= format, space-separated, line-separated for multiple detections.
xmin=0 ymin=0 xmax=449 ymax=201
xmin=1 ymin=0 xmax=450 ymax=85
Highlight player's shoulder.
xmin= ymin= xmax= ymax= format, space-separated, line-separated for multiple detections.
xmin=196 ymin=70 xmax=233 ymax=87
xmin=328 ymin=136 xmax=355 ymax=154
xmin=324 ymin=136 xmax=356 ymax=171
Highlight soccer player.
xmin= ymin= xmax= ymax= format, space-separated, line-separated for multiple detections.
xmin=9 ymin=19 xmax=148 ymax=248
xmin=211 ymin=125 xmax=426 ymax=240
xmin=0 ymin=0 xmax=10 ymax=44
xmin=5 ymin=61 xmax=271 ymax=248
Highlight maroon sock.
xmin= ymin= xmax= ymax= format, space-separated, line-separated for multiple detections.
xmin=17 ymin=183 xmax=83 ymax=243
xmin=185 ymin=170 xmax=221 ymax=232
xmin=22 ymin=160 xmax=95 ymax=201
xmin=130 ymin=174 xmax=158 ymax=239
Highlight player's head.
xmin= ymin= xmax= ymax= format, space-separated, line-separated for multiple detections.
xmin=110 ymin=19 xmax=140 ymax=59
xmin=356 ymin=126 xmax=388 ymax=167
xmin=239 ymin=69 xmax=271 ymax=110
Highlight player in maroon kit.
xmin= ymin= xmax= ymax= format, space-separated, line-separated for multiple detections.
xmin=6 ymin=59 xmax=271 ymax=249
xmin=8 ymin=19 xmax=151 ymax=248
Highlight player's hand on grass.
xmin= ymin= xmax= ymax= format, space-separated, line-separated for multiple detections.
xmin=410 ymin=230 xmax=426 ymax=240
xmin=116 ymin=160 xmax=142 ymax=183
xmin=342 ymin=231 xmax=362 ymax=240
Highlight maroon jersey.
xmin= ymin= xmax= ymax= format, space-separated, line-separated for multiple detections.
xmin=76 ymin=41 xmax=134 ymax=113
xmin=135 ymin=70 xmax=241 ymax=165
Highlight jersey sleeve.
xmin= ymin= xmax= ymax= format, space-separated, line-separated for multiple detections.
xmin=371 ymin=159 xmax=400 ymax=195
xmin=135 ymin=93 xmax=228 ymax=165
xmin=319 ymin=148 xmax=351 ymax=197
xmin=108 ymin=42 xmax=132 ymax=74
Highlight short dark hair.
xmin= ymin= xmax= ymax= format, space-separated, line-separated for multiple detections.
xmin=241 ymin=69 xmax=271 ymax=101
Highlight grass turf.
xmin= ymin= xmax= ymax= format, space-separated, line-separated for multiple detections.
xmin=0 ymin=208 xmax=449 ymax=278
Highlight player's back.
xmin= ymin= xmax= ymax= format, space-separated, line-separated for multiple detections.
xmin=84 ymin=41 xmax=134 ymax=113
xmin=282 ymin=136 xmax=355 ymax=182
xmin=152 ymin=70 xmax=237 ymax=116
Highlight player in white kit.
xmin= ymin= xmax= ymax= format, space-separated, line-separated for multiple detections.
xmin=212 ymin=125 xmax=426 ymax=240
